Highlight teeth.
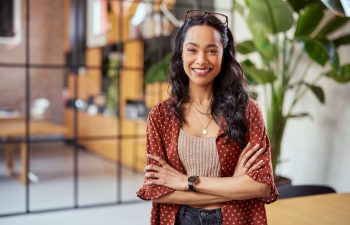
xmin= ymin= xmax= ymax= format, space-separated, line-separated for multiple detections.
xmin=193 ymin=68 xmax=210 ymax=73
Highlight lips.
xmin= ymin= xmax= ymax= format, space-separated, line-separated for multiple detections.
xmin=192 ymin=68 xmax=212 ymax=76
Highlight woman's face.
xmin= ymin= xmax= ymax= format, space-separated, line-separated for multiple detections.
xmin=182 ymin=25 xmax=224 ymax=88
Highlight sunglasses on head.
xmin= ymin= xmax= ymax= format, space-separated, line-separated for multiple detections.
xmin=185 ymin=10 xmax=228 ymax=27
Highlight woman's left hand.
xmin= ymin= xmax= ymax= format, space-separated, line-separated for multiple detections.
xmin=233 ymin=142 xmax=266 ymax=177
xmin=144 ymin=154 xmax=188 ymax=191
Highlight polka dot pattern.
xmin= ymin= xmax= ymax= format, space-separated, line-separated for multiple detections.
xmin=136 ymin=98 xmax=279 ymax=225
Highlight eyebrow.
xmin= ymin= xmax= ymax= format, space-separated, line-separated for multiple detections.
xmin=185 ymin=42 xmax=220 ymax=48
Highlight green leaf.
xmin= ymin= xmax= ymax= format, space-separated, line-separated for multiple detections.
xmin=295 ymin=3 xmax=325 ymax=37
xmin=304 ymin=82 xmax=326 ymax=103
xmin=249 ymin=0 xmax=294 ymax=34
xmin=333 ymin=33 xmax=350 ymax=47
xmin=234 ymin=0 xmax=245 ymax=16
xmin=246 ymin=17 xmax=276 ymax=61
xmin=316 ymin=38 xmax=340 ymax=71
xmin=241 ymin=61 xmax=277 ymax=84
xmin=324 ymin=64 xmax=350 ymax=82
xmin=298 ymin=38 xmax=329 ymax=65
xmin=287 ymin=112 xmax=313 ymax=119
xmin=145 ymin=54 xmax=171 ymax=84
xmin=242 ymin=59 xmax=254 ymax=67
xmin=241 ymin=60 xmax=258 ymax=84
xmin=287 ymin=0 xmax=319 ymax=12
xmin=317 ymin=16 xmax=349 ymax=37
xmin=236 ymin=40 xmax=256 ymax=54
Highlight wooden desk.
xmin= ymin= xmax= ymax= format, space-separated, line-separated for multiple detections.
xmin=0 ymin=120 xmax=67 ymax=183
xmin=266 ymin=193 xmax=350 ymax=225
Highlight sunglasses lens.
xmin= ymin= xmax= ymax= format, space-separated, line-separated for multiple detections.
xmin=211 ymin=13 xmax=227 ymax=25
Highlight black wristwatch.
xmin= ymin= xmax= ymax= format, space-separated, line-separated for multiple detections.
xmin=188 ymin=176 xmax=199 ymax=192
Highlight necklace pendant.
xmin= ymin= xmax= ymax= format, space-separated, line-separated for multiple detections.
xmin=202 ymin=129 xmax=208 ymax=135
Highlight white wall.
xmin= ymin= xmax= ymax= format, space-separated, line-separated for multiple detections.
xmin=280 ymin=65 xmax=350 ymax=192
xmin=233 ymin=6 xmax=350 ymax=192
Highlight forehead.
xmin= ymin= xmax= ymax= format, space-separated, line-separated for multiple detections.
xmin=183 ymin=25 xmax=222 ymax=47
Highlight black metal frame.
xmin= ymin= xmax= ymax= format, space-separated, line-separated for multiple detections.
xmin=0 ymin=0 xmax=234 ymax=218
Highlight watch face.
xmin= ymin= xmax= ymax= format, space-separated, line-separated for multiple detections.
xmin=188 ymin=176 xmax=198 ymax=183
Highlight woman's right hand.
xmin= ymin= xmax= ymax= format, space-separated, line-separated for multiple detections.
xmin=233 ymin=142 xmax=266 ymax=177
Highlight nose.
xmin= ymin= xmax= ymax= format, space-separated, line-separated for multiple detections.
xmin=195 ymin=51 xmax=208 ymax=66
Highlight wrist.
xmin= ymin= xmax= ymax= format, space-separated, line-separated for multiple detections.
xmin=183 ymin=175 xmax=189 ymax=191
xmin=188 ymin=175 xmax=199 ymax=192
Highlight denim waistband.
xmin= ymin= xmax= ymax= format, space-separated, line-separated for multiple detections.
xmin=179 ymin=205 xmax=222 ymax=221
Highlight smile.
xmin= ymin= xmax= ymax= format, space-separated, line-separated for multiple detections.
xmin=192 ymin=68 xmax=212 ymax=76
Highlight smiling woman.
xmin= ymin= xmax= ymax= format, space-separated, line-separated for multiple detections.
xmin=182 ymin=25 xmax=223 ymax=88
xmin=137 ymin=9 xmax=278 ymax=225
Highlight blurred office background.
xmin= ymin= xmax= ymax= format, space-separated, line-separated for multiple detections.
xmin=0 ymin=0 xmax=349 ymax=224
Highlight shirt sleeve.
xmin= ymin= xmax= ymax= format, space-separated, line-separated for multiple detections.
xmin=136 ymin=105 xmax=175 ymax=200
xmin=245 ymin=100 xmax=279 ymax=204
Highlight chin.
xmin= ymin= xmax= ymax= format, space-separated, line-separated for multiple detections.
xmin=189 ymin=77 xmax=214 ymax=87
xmin=191 ymin=72 xmax=216 ymax=81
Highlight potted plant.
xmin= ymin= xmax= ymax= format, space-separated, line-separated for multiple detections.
xmin=144 ymin=52 xmax=172 ymax=84
xmin=233 ymin=0 xmax=350 ymax=177
xmin=144 ymin=53 xmax=172 ymax=107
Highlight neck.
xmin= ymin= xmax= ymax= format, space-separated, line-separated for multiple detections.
xmin=189 ymin=84 xmax=213 ymax=105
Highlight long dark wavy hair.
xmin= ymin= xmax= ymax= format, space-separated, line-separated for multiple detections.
xmin=169 ymin=13 xmax=249 ymax=148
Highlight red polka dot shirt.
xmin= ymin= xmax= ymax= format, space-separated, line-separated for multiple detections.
xmin=137 ymin=98 xmax=279 ymax=225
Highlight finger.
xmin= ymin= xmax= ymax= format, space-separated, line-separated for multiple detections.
xmin=248 ymin=160 xmax=264 ymax=173
xmin=147 ymin=154 xmax=167 ymax=166
xmin=241 ymin=144 xmax=260 ymax=165
xmin=146 ymin=179 xmax=162 ymax=186
xmin=238 ymin=142 xmax=251 ymax=161
xmin=242 ymin=142 xmax=251 ymax=154
xmin=248 ymin=159 xmax=265 ymax=173
xmin=237 ymin=142 xmax=251 ymax=165
xmin=144 ymin=164 xmax=161 ymax=172
xmin=145 ymin=171 xmax=159 ymax=178
xmin=245 ymin=147 xmax=265 ymax=168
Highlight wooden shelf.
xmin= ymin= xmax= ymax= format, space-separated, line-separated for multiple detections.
xmin=63 ymin=2 xmax=171 ymax=173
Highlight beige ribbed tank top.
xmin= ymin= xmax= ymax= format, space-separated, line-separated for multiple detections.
xmin=178 ymin=129 xmax=221 ymax=177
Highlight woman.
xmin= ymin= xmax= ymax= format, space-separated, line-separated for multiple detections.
xmin=137 ymin=10 xmax=278 ymax=225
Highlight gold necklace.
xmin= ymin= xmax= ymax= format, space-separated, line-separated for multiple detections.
xmin=192 ymin=105 xmax=213 ymax=135
xmin=192 ymin=104 xmax=211 ymax=115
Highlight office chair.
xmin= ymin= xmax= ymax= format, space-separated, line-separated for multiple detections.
xmin=277 ymin=184 xmax=336 ymax=199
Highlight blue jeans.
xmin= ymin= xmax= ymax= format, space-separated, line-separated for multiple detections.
xmin=176 ymin=205 xmax=223 ymax=225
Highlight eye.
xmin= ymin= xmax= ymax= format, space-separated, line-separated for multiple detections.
xmin=208 ymin=49 xmax=219 ymax=55
xmin=186 ymin=48 xmax=197 ymax=53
